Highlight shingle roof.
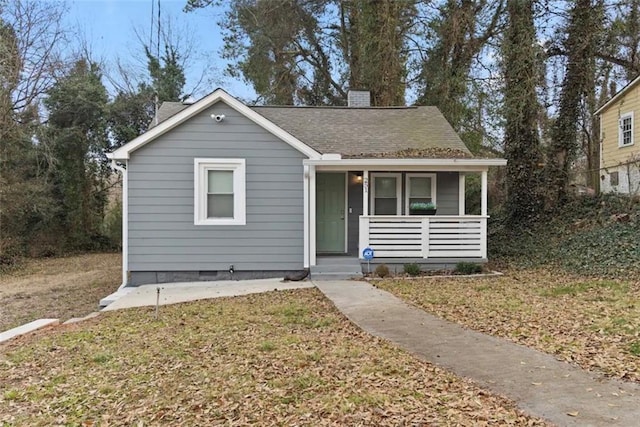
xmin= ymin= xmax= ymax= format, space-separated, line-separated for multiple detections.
xmin=153 ymin=102 xmax=189 ymax=126
xmin=253 ymin=106 xmax=471 ymax=157
xmin=153 ymin=102 xmax=472 ymax=157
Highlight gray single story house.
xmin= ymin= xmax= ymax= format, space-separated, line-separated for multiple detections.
xmin=107 ymin=88 xmax=506 ymax=286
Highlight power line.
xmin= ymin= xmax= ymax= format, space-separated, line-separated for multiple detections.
xmin=157 ymin=0 xmax=161 ymax=61
xmin=149 ymin=0 xmax=154 ymax=52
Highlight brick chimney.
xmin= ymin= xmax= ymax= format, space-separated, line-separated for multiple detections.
xmin=347 ymin=90 xmax=371 ymax=107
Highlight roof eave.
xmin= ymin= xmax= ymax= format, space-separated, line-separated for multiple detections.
xmin=594 ymin=74 xmax=640 ymax=115
xmin=303 ymin=158 xmax=507 ymax=170
xmin=107 ymin=89 xmax=322 ymax=160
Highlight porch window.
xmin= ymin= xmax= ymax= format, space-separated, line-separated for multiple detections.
xmin=194 ymin=158 xmax=246 ymax=225
xmin=619 ymin=112 xmax=634 ymax=147
xmin=371 ymin=173 xmax=401 ymax=215
xmin=405 ymin=173 xmax=437 ymax=214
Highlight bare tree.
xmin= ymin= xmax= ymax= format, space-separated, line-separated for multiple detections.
xmin=2 ymin=0 xmax=68 ymax=116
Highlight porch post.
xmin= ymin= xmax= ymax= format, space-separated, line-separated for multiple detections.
xmin=303 ymin=165 xmax=309 ymax=268
xmin=362 ymin=170 xmax=369 ymax=216
xmin=481 ymin=169 xmax=488 ymax=216
xmin=309 ymin=165 xmax=317 ymax=266
xmin=458 ymin=173 xmax=465 ymax=215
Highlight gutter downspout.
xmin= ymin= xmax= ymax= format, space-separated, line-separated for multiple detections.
xmin=110 ymin=159 xmax=128 ymax=289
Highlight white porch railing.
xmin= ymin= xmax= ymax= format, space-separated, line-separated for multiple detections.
xmin=358 ymin=215 xmax=487 ymax=259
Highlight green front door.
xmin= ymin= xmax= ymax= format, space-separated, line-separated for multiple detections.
xmin=316 ymin=173 xmax=346 ymax=253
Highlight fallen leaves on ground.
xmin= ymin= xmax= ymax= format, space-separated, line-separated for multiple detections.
xmin=0 ymin=289 xmax=547 ymax=426
xmin=377 ymin=268 xmax=640 ymax=383
xmin=0 ymin=253 xmax=120 ymax=331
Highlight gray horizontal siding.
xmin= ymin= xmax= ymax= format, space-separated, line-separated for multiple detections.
xmin=129 ymin=246 xmax=302 ymax=255
xmin=132 ymin=254 xmax=300 ymax=263
xmin=128 ymin=180 xmax=303 ymax=191
xmin=129 ymin=197 xmax=301 ymax=207
xmin=128 ymin=102 xmax=305 ymax=273
xmin=131 ymin=262 xmax=302 ymax=271
xmin=129 ymin=220 xmax=301 ymax=229
xmin=435 ymin=172 xmax=459 ymax=215
xmin=132 ymin=238 xmax=303 ymax=247
xmin=130 ymin=153 xmax=302 ymax=162
xmin=129 ymin=188 xmax=302 ymax=199
xmin=129 ymin=229 xmax=301 ymax=239
xmin=129 ymin=204 xmax=301 ymax=215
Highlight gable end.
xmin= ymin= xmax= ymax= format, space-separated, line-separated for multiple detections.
xmin=108 ymin=89 xmax=321 ymax=160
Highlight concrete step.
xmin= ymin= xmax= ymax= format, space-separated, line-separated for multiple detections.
xmin=312 ymin=257 xmax=363 ymax=280
xmin=99 ymin=287 xmax=134 ymax=308
xmin=316 ymin=257 xmax=361 ymax=265
xmin=310 ymin=264 xmax=362 ymax=274
xmin=311 ymin=272 xmax=363 ymax=281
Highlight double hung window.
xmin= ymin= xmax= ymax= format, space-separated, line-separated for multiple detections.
xmin=194 ymin=159 xmax=246 ymax=225
xmin=619 ymin=112 xmax=634 ymax=147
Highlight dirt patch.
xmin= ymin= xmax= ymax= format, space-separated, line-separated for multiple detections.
xmin=0 ymin=253 xmax=120 ymax=331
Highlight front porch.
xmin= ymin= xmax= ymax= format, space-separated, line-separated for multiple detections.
xmin=359 ymin=215 xmax=486 ymax=259
xmin=303 ymin=158 xmax=504 ymax=268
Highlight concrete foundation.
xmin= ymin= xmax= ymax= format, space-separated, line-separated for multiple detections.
xmin=361 ymin=257 xmax=487 ymax=275
xmin=128 ymin=270 xmax=305 ymax=286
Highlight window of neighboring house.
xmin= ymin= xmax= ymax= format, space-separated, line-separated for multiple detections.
xmin=405 ymin=173 xmax=437 ymax=214
xmin=371 ymin=173 xmax=401 ymax=215
xmin=619 ymin=112 xmax=634 ymax=147
xmin=194 ymin=158 xmax=246 ymax=225
xmin=610 ymin=171 xmax=619 ymax=186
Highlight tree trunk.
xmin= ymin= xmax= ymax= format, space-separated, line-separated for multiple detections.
xmin=502 ymin=0 xmax=543 ymax=224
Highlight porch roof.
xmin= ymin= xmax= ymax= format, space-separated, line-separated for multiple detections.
xmin=303 ymin=157 xmax=507 ymax=171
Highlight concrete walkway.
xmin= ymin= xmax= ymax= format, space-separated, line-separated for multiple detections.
xmin=102 ymin=279 xmax=313 ymax=311
xmin=315 ymin=280 xmax=640 ymax=427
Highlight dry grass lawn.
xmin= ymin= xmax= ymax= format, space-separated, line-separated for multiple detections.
xmin=376 ymin=268 xmax=640 ymax=383
xmin=0 ymin=253 xmax=121 ymax=331
xmin=0 ymin=289 xmax=547 ymax=426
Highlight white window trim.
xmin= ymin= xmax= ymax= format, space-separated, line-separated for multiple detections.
xmin=618 ymin=111 xmax=634 ymax=148
xmin=194 ymin=158 xmax=246 ymax=225
xmin=405 ymin=173 xmax=437 ymax=214
xmin=370 ymin=172 xmax=402 ymax=215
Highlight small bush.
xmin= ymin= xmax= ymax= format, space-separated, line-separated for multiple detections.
xmin=404 ymin=263 xmax=421 ymax=276
xmin=455 ymin=262 xmax=482 ymax=275
xmin=374 ymin=264 xmax=390 ymax=278
xmin=0 ymin=238 xmax=22 ymax=268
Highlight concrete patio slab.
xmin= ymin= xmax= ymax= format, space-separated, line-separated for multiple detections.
xmin=102 ymin=279 xmax=313 ymax=311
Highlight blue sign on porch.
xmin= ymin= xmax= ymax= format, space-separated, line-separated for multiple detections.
xmin=362 ymin=247 xmax=374 ymax=260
